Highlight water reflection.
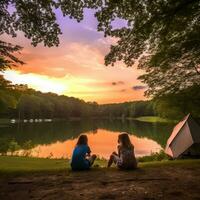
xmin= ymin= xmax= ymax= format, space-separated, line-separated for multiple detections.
xmin=31 ymin=129 xmax=162 ymax=159
xmin=0 ymin=119 xmax=174 ymax=158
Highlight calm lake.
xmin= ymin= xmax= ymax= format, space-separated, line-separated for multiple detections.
xmin=0 ymin=119 xmax=174 ymax=159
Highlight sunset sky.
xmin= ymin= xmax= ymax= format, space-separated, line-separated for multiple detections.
xmin=2 ymin=9 xmax=146 ymax=104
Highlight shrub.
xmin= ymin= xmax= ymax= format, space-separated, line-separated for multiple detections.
xmin=138 ymin=150 xmax=169 ymax=162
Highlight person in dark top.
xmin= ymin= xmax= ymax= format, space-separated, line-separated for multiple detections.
xmin=107 ymin=132 xmax=137 ymax=169
xmin=71 ymin=135 xmax=96 ymax=170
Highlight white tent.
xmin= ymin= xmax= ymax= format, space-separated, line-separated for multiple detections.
xmin=165 ymin=114 xmax=200 ymax=158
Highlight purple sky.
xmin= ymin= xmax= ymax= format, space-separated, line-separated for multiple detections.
xmin=2 ymin=8 xmax=146 ymax=103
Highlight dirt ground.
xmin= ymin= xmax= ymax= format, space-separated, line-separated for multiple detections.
xmin=0 ymin=165 xmax=200 ymax=200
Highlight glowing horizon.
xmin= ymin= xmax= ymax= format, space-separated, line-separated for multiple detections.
xmin=2 ymin=9 xmax=147 ymax=104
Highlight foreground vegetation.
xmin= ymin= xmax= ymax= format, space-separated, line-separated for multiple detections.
xmin=1 ymin=155 xmax=200 ymax=175
xmin=0 ymin=156 xmax=102 ymax=174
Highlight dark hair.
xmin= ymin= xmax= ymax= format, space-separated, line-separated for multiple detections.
xmin=118 ymin=133 xmax=133 ymax=149
xmin=76 ymin=135 xmax=88 ymax=146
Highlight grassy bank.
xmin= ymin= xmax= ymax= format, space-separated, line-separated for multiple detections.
xmin=0 ymin=156 xmax=107 ymax=174
xmin=0 ymin=156 xmax=68 ymax=174
xmin=134 ymin=116 xmax=177 ymax=123
xmin=0 ymin=156 xmax=200 ymax=175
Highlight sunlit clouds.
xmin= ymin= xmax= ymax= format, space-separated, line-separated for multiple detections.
xmin=3 ymin=70 xmax=67 ymax=95
xmin=2 ymin=9 xmax=147 ymax=103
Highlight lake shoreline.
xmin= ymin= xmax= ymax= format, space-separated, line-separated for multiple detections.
xmin=0 ymin=156 xmax=200 ymax=199
xmin=0 ymin=119 xmax=174 ymax=158
xmin=3 ymin=115 xmax=200 ymax=125
xmin=0 ymin=116 xmax=175 ymax=124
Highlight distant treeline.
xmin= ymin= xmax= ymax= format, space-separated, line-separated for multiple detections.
xmin=0 ymin=76 xmax=155 ymax=119
xmin=0 ymin=88 xmax=155 ymax=119
xmin=0 ymin=76 xmax=200 ymax=120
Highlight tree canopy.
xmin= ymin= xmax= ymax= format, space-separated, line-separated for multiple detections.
xmin=0 ymin=0 xmax=200 ymax=96
xmin=0 ymin=0 xmax=102 ymax=47
xmin=95 ymin=0 xmax=200 ymax=96
xmin=0 ymin=0 xmax=102 ymax=70
xmin=0 ymin=41 xmax=24 ymax=71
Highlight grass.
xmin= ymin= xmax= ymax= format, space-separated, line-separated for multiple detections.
xmin=0 ymin=156 xmax=106 ymax=174
xmin=0 ymin=155 xmax=200 ymax=175
xmin=134 ymin=116 xmax=177 ymax=123
xmin=0 ymin=156 xmax=68 ymax=174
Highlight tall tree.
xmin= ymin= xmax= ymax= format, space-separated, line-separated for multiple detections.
xmin=1 ymin=0 xmax=200 ymax=97
xmin=95 ymin=0 xmax=200 ymax=96
xmin=0 ymin=0 xmax=102 ymax=69
xmin=0 ymin=41 xmax=24 ymax=71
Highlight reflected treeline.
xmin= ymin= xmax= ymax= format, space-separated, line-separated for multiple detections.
xmin=0 ymin=120 xmax=97 ymax=146
xmin=0 ymin=120 xmax=174 ymax=152
xmin=97 ymin=120 xmax=174 ymax=147
xmin=0 ymin=138 xmax=35 ymax=156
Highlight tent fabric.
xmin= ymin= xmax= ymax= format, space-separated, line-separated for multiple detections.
xmin=187 ymin=117 xmax=200 ymax=142
xmin=165 ymin=114 xmax=200 ymax=158
xmin=166 ymin=114 xmax=190 ymax=147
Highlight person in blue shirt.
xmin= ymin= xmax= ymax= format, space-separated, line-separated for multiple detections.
xmin=71 ymin=135 xmax=96 ymax=170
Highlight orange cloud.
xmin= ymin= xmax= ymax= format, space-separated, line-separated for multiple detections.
xmin=2 ymin=25 xmax=146 ymax=103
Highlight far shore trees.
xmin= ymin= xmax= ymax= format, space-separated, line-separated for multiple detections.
xmin=0 ymin=0 xmax=199 ymax=118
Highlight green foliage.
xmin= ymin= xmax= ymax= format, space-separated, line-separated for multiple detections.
xmin=95 ymin=0 xmax=200 ymax=97
xmin=138 ymin=150 xmax=169 ymax=163
xmin=0 ymin=138 xmax=11 ymax=155
xmin=15 ymin=92 xmax=98 ymax=119
xmin=0 ymin=75 xmax=21 ymax=116
xmin=154 ymin=85 xmax=200 ymax=119
xmin=0 ymin=138 xmax=20 ymax=155
xmin=135 ymin=116 xmax=176 ymax=123
xmin=1 ymin=1 xmax=200 ymax=96
xmin=0 ymin=41 xmax=24 ymax=71
xmin=1 ymin=78 xmax=199 ymax=122
xmin=0 ymin=138 xmax=35 ymax=156
xmin=0 ymin=90 xmax=18 ymax=112
xmin=0 ymin=0 xmax=102 ymax=69
xmin=1 ymin=0 xmax=60 ymax=47
xmin=1 ymin=0 xmax=200 ymax=99
xmin=0 ymin=79 xmax=155 ymax=119
xmin=99 ymin=101 xmax=155 ymax=119
xmin=1 ymin=0 xmax=102 ymax=46
xmin=0 ymin=75 xmax=13 ymax=89
xmin=8 ymin=139 xmax=20 ymax=154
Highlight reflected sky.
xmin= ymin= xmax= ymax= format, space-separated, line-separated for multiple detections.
xmin=30 ymin=129 xmax=162 ymax=159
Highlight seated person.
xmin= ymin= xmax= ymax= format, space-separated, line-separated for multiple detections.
xmin=71 ymin=135 xmax=96 ymax=170
xmin=107 ymin=132 xmax=137 ymax=169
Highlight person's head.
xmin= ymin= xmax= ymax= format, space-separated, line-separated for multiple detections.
xmin=118 ymin=132 xmax=133 ymax=149
xmin=76 ymin=135 xmax=88 ymax=146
